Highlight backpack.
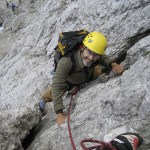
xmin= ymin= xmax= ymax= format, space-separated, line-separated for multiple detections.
xmin=52 ymin=29 xmax=89 ymax=74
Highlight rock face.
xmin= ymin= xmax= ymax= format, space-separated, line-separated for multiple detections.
xmin=0 ymin=104 xmax=42 ymax=150
xmin=0 ymin=0 xmax=150 ymax=150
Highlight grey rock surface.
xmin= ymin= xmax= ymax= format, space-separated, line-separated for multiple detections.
xmin=0 ymin=104 xmax=42 ymax=150
xmin=0 ymin=0 xmax=150 ymax=149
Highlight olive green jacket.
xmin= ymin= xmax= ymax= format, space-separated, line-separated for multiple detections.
xmin=51 ymin=50 xmax=113 ymax=113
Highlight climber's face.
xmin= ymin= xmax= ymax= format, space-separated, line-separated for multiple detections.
xmin=81 ymin=47 xmax=100 ymax=67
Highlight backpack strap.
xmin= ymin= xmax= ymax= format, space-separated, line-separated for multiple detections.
xmin=69 ymin=54 xmax=76 ymax=75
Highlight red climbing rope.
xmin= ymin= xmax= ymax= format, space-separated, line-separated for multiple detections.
xmin=68 ymin=94 xmax=76 ymax=150
xmin=80 ymin=139 xmax=117 ymax=150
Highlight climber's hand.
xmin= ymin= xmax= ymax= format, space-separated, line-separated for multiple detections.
xmin=111 ymin=63 xmax=124 ymax=74
xmin=56 ymin=113 xmax=67 ymax=126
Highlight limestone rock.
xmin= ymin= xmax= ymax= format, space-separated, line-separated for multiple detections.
xmin=0 ymin=104 xmax=42 ymax=150
xmin=0 ymin=0 xmax=150 ymax=149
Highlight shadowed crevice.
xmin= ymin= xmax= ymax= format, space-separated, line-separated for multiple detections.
xmin=22 ymin=125 xmax=39 ymax=150
xmin=127 ymin=28 xmax=150 ymax=48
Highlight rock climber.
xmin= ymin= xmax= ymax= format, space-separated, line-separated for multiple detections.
xmin=39 ymin=31 xmax=124 ymax=126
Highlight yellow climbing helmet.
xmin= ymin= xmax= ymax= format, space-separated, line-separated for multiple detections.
xmin=83 ymin=31 xmax=107 ymax=55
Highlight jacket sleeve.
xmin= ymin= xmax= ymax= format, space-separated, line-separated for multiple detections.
xmin=99 ymin=54 xmax=114 ymax=67
xmin=51 ymin=57 xmax=72 ymax=113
